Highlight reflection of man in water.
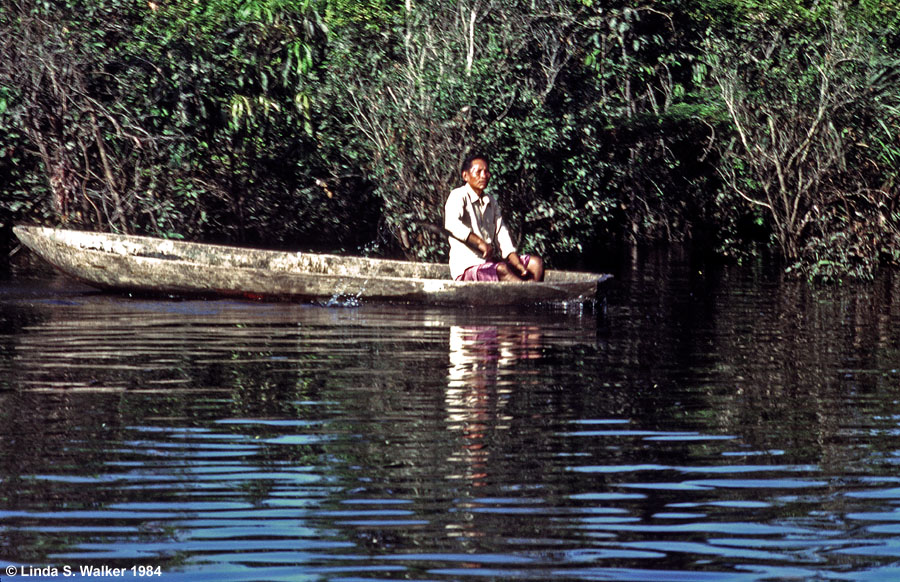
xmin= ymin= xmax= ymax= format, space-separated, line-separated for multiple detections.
xmin=445 ymin=325 xmax=542 ymax=488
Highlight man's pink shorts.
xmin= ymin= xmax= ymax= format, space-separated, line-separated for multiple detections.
xmin=456 ymin=255 xmax=531 ymax=282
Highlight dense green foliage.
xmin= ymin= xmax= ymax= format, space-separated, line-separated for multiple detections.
xmin=1 ymin=0 xmax=899 ymax=278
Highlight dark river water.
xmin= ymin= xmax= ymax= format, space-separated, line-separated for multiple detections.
xmin=3 ymin=249 xmax=900 ymax=581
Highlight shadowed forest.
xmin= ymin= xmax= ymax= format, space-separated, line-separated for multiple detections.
xmin=1 ymin=0 xmax=899 ymax=280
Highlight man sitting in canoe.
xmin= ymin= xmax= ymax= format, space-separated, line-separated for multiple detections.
xmin=444 ymin=154 xmax=544 ymax=282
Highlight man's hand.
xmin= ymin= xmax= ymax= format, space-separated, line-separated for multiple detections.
xmin=467 ymin=233 xmax=493 ymax=260
xmin=478 ymin=241 xmax=494 ymax=260
xmin=507 ymin=252 xmax=530 ymax=279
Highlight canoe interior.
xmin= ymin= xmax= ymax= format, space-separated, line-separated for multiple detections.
xmin=44 ymin=227 xmax=455 ymax=280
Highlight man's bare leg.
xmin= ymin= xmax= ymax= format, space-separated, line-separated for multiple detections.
xmin=501 ymin=256 xmax=544 ymax=282
xmin=496 ymin=262 xmax=526 ymax=282
xmin=525 ymin=256 xmax=544 ymax=282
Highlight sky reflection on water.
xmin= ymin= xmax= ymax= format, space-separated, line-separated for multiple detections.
xmin=3 ymin=256 xmax=900 ymax=580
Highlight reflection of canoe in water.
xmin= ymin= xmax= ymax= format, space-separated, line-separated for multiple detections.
xmin=14 ymin=226 xmax=611 ymax=306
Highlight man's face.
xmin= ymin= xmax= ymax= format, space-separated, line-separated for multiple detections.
xmin=463 ymin=159 xmax=490 ymax=193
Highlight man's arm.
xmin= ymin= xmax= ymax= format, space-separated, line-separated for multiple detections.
xmin=489 ymin=199 xmax=528 ymax=276
xmin=444 ymin=190 xmax=473 ymax=243
xmin=492 ymin=199 xmax=519 ymax=262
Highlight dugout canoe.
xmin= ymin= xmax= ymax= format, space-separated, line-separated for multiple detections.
xmin=13 ymin=225 xmax=611 ymax=306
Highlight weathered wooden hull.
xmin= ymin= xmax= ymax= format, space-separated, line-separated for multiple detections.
xmin=13 ymin=225 xmax=610 ymax=306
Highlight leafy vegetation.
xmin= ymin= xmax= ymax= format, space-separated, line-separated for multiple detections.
xmin=1 ymin=0 xmax=898 ymax=279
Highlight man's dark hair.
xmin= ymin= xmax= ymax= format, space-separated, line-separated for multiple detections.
xmin=461 ymin=154 xmax=489 ymax=175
